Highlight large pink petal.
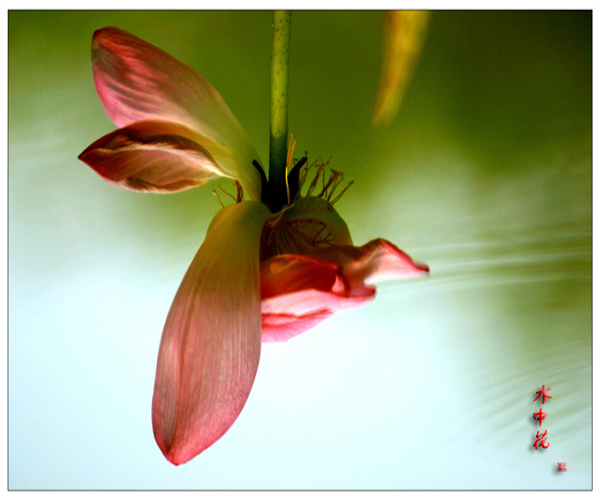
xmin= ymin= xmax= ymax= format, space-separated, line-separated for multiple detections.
xmin=260 ymin=240 xmax=428 ymax=343
xmin=79 ymin=120 xmax=229 ymax=193
xmin=152 ymin=201 xmax=270 ymax=465
xmin=90 ymin=27 xmax=262 ymax=199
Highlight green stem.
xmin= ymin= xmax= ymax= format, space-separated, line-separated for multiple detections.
xmin=269 ymin=10 xmax=291 ymax=208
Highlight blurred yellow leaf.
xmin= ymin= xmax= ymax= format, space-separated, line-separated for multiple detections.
xmin=372 ymin=10 xmax=430 ymax=127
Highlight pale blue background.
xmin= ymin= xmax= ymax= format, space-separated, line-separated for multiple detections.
xmin=9 ymin=11 xmax=591 ymax=489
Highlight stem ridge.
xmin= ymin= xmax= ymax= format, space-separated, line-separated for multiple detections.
xmin=268 ymin=10 xmax=292 ymax=212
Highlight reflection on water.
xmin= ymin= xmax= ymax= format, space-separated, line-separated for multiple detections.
xmin=9 ymin=10 xmax=591 ymax=489
xmin=379 ymin=143 xmax=591 ymax=453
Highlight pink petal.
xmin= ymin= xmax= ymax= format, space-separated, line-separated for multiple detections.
xmin=92 ymin=26 xmax=246 ymax=144
xmin=79 ymin=120 xmax=227 ymax=193
xmin=311 ymin=238 xmax=430 ymax=285
xmin=152 ymin=201 xmax=270 ymax=465
xmin=260 ymin=254 xmax=376 ymax=343
xmin=260 ymin=240 xmax=428 ymax=343
xmin=261 ymin=313 xmax=332 ymax=343
xmin=90 ymin=27 xmax=262 ymax=199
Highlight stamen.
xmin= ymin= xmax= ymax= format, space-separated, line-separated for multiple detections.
xmin=260 ymin=152 xmax=354 ymax=260
xmin=316 ymin=169 xmax=338 ymax=199
xmin=217 ymin=184 xmax=237 ymax=202
xmin=329 ymin=179 xmax=354 ymax=205
xmin=296 ymin=155 xmax=352 ymax=205
xmin=213 ymin=181 xmax=244 ymax=208
xmin=212 ymin=189 xmax=225 ymax=208
xmin=234 ymin=180 xmax=244 ymax=203
xmin=305 ymin=159 xmax=328 ymax=198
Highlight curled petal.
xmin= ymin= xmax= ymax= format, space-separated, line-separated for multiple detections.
xmin=311 ymin=238 xmax=429 ymax=285
xmin=260 ymin=239 xmax=428 ymax=343
xmin=91 ymin=27 xmax=262 ymax=199
xmin=152 ymin=201 xmax=270 ymax=465
xmin=261 ymin=255 xmax=375 ymax=343
xmin=79 ymin=120 xmax=229 ymax=192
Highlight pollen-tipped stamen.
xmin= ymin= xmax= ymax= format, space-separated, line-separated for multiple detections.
xmin=296 ymin=156 xmax=353 ymax=205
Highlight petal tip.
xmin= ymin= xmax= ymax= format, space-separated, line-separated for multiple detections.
xmin=78 ymin=141 xmax=96 ymax=162
xmin=92 ymin=26 xmax=127 ymax=45
xmin=154 ymin=438 xmax=193 ymax=467
xmin=379 ymin=239 xmax=429 ymax=277
xmin=416 ymin=262 xmax=430 ymax=274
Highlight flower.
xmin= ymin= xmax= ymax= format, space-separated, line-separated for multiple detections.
xmin=79 ymin=27 xmax=429 ymax=466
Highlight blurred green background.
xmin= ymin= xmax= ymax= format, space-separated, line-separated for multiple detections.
xmin=9 ymin=11 xmax=591 ymax=489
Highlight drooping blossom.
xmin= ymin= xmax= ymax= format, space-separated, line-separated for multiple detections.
xmin=79 ymin=27 xmax=429 ymax=466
